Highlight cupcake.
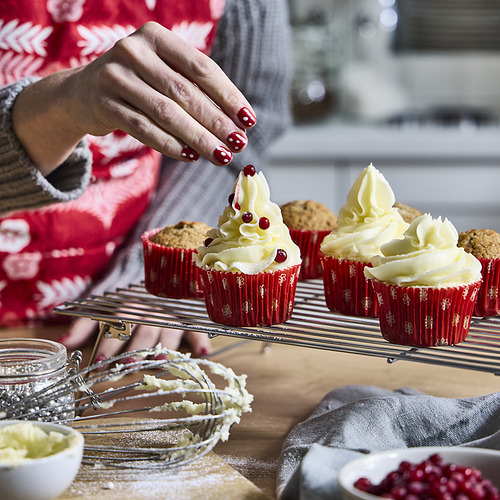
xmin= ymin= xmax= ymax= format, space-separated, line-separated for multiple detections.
xmin=365 ymin=214 xmax=482 ymax=347
xmin=280 ymin=200 xmax=337 ymax=280
xmin=458 ymin=228 xmax=500 ymax=317
xmin=319 ymin=163 xmax=409 ymax=317
xmin=142 ymin=221 xmax=211 ymax=298
xmin=393 ymin=201 xmax=424 ymax=224
xmin=194 ymin=164 xmax=302 ymax=327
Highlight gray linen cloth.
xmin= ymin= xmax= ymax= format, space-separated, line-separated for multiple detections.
xmin=277 ymin=385 xmax=500 ymax=500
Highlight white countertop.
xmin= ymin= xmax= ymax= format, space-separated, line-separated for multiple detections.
xmin=268 ymin=119 xmax=500 ymax=163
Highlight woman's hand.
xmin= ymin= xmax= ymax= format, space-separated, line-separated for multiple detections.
xmin=59 ymin=316 xmax=211 ymax=364
xmin=12 ymin=21 xmax=256 ymax=175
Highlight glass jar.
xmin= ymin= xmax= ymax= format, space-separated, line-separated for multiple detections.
xmin=0 ymin=338 xmax=76 ymax=422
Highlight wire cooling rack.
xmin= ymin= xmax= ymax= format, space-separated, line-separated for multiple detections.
xmin=54 ymin=280 xmax=500 ymax=376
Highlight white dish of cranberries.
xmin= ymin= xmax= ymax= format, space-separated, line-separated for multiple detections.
xmin=338 ymin=446 xmax=500 ymax=500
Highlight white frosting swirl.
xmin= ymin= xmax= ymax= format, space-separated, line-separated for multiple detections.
xmin=195 ymin=170 xmax=301 ymax=273
xmin=320 ymin=163 xmax=408 ymax=262
xmin=364 ymin=214 xmax=482 ymax=286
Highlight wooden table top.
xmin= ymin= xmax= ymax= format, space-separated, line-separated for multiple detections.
xmin=2 ymin=324 xmax=500 ymax=499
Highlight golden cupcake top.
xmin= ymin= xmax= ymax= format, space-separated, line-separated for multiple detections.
xmin=194 ymin=165 xmax=301 ymax=274
xmin=151 ymin=221 xmax=212 ymax=249
xmin=280 ymin=200 xmax=337 ymax=231
xmin=393 ymin=201 xmax=424 ymax=224
xmin=364 ymin=213 xmax=482 ymax=287
xmin=458 ymin=228 xmax=500 ymax=259
xmin=320 ymin=163 xmax=408 ymax=262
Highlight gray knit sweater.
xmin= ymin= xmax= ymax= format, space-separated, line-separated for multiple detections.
xmin=0 ymin=0 xmax=293 ymax=297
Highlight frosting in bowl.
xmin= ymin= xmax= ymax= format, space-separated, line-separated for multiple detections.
xmin=364 ymin=213 xmax=482 ymax=287
xmin=195 ymin=167 xmax=301 ymax=273
xmin=320 ymin=163 xmax=408 ymax=262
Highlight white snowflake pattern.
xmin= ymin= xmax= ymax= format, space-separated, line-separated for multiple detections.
xmin=171 ymin=21 xmax=214 ymax=51
xmin=487 ymin=287 xmax=498 ymax=300
xmin=149 ymin=269 xmax=157 ymax=283
xmin=278 ymin=274 xmax=287 ymax=285
xmin=0 ymin=219 xmax=31 ymax=253
xmin=463 ymin=315 xmax=471 ymax=329
xmin=222 ymin=277 xmax=228 ymax=290
xmin=470 ymin=287 xmax=479 ymax=302
xmin=76 ymin=24 xmax=135 ymax=57
xmin=424 ymin=316 xmax=434 ymax=329
xmin=259 ymin=285 xmax=265 ymax=298
xmin=236 ymin=275 xmax=245 ymax=288
xmin=210 ymin=0 xmax=226 ymax=19
xmin=420 ymin=289 xmax=428 ymax=302
xmin=222 ymin=304 xmax=231 ymax=317
xmin=390 ymin=287 xmax=398 ymax=300
xmin=343 ymin=289 xmax=351 ymax=302
xmin=272 ymin=298 xmax=279 ymax=311
xmin=47 ymin=0 xmax=85 ymax=23
xmin=330 ymin=271 xmax=337 ymax=284
xmin=361 ymin=297 xmax=372 ymax=310
xmin=3 ymin=252 xmax=42 ymax=280
xmin=160 ymin=256 xmax=167 ymax=269
xmin=0 ymin=19 xmax=52 ymax=56
xmin=189 ymin=281 xmax=197 ymax=294
xmin=35 ymin=275 xmax=90 ymax=310
xmin=170 ymin=274 xmax=180 ymax=287
xmin=206 ymin=271 xmax=214 ymax=284
xmin=402 ymin=293 xmax=411 ymax=306
xmin=452 ymin=314 xmax=460 ymax=327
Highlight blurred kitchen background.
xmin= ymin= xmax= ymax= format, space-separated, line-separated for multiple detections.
xmin=267 ymin=0 xmax=500 ymax=232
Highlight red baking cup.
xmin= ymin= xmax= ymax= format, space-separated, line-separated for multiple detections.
xmin=197 ymin=265 xmax=301 ymax=327
xmin=141 ymin=228 xmax=203 ymax=299
xmin=371 ymin=279 xmax=482 ymax=347
xmin=474 ymin=258 xmax=500 ymax=317
xmin=319 ymin=254 xmax=378 ymax=317
xmin=289 ymin=228 xmax=330 ymax=280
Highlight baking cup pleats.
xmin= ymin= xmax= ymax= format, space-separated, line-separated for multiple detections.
xmin=142 ymin=228 xmax=203 ymax=299
xmin=371 ymin=279 xmax=481 ymax=347
xmin=474 ymin=257 xmax=500 ymax=317
xmin=319 ymin=254 xmax=378 ymax=317
xmin=289 ymin=228 xmax=330 ymax=280
xmin=197 ymin=265 xmax=301 ymax=327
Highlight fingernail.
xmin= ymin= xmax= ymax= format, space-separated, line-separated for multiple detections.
xmin=181 ymin=146 xmax=200 ymax=161
xmin=214 ymin=146 xmax=232 ymax=165
xmin=94 ymin=353 xmax=107 ymax=365
xmin=122 ymin=356 xmax=137 ymax=365
xmin=237 ymin=107 xmax=256 ymax=128
xmin=198 ymin=347 xmax=210 ymax=358
xmin=227 ymin=131 xmax=247 ymax=152
xmin=58 ymin=332 xmax=70 ymax=345
xmin=151 ymin=354 xmax=169 ymax=361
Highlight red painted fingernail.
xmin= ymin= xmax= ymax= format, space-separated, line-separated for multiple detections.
xmin=151 ymin=354 xmax=169 ymax=361
xmin=94 ymin=353 xmax=107 ymax=365
xmin=181 ymin=146 xmax=200 ymax=161
xmin=58 ymin=332 xmax=70 ymax=344
xmin=214 ymin=146 xmax=232 ymax=165
xmin=237 ymin=107 xmax=256 ymax=128
xmin=122 ymin=356 xmax=137 ymax=365
xmin=227 ymin=131 xmax=247 ymax=152
xmin=199 ymin=347 xmax=210 ymax=357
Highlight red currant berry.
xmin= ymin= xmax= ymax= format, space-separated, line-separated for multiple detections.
xmin=259 ymin=217 xmax=270 ymax=230
xmin=204 ymin=238 xmax=213 ymax=247
xmin=275 ymin=249 xmax=287 ymax=263
xmin=234 ymin=202 xmax=241 ymax=210
xmin=242 ymin=212 xmax=253 ymax=223
xmin=228 ymin=193 xmax=235 ymax=205
xmin=243 ymin=164 xmax=256 ymax=176
xmin=354 ymin=477 xmax=373 ymax=492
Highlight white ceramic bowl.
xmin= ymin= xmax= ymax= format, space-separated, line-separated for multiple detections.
xmin=338 ymin=446 xmax=500 ymax=500
xmin=0 ymin=420 xmax=84 ymax=500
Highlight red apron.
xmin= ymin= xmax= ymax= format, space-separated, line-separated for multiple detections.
xmin=0 ymin=0 xmax=224 ymax=325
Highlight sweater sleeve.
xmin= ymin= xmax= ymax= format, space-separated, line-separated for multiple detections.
xmin=0 ymin=77 xmax=92 ymax=216
xmin=86 ymin=0 xmax=294 ymax=295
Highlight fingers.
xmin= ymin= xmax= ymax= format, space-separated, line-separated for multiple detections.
xmin=182 ymin=331 xmax=211 ymax=358
xmin=73 ymin=22 xmax=256 ymax=166
xmin=58 ymin=317 xmax=97 ymax=350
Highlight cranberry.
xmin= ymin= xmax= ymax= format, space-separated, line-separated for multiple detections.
xmin=275 ymin=249 xmax=287 ymax=263
xmin=234 ymin=202 xmax=241 ymax=210
xmin=353 ymin=477 xmax=372 ymax=492
xmin=353 ymin=453 xmax=500 ymax=500
xmin=242 ymin=212 xmax=253 ymax=223
xmin=204 ymin=238 xmax=213 ymax=247
xmin=228 ymin=193 xmax=235 ymax=205
xmin=243 ymin=164 xmax=256 ymax=176
xmin=259 ymin=217 xmax=270 ymax=230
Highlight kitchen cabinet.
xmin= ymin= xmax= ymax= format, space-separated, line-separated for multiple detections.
xmin=267 ymin=120 xmax=500 ymax=232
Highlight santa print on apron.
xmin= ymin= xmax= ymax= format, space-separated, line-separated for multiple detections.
xmin=0 ymin=0 xmax=225 ymax=325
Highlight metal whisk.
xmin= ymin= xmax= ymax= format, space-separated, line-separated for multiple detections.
xmin=1 ymin=346 xmax=253 ymax=469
